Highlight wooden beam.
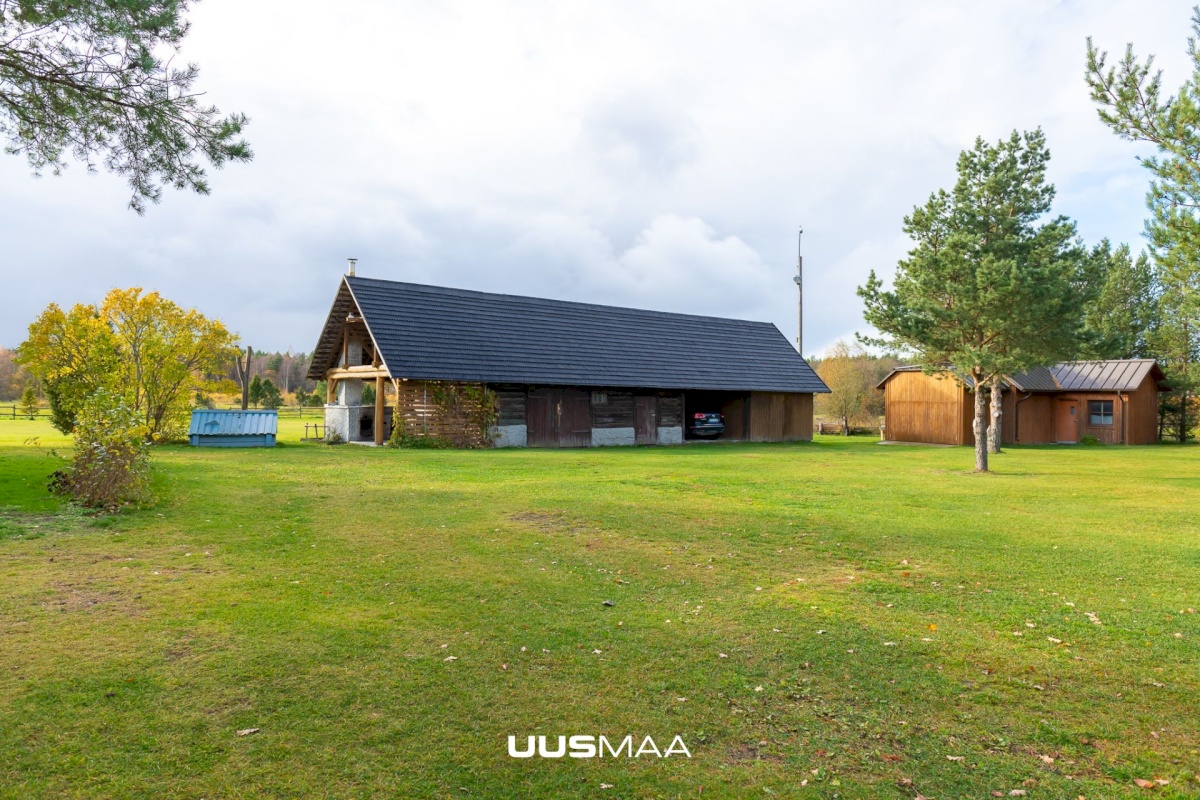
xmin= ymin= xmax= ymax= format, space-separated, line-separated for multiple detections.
xmin=325 ymin=366 xmax=390 ymax=381
xmin=327 ymin=378 xmax=338 ymax=404
xmin=374 ymin=375 xmax=385 ymax=445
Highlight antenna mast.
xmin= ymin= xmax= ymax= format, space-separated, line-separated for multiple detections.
xmin=793 ymin=226 xmax=803 ymax=355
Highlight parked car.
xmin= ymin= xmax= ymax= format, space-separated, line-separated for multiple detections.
xmin=688 ymin=411 xmax=725 ymax=438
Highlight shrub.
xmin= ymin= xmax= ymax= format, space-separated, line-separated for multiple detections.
xmin=51 ymin=389 xmax=152 ymax=510
xmin=20 ymin=385 xmax=38 ymax=418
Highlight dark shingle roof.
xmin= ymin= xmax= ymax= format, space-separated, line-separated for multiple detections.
xmin=309 ymin=276 xmax=828 ymax=393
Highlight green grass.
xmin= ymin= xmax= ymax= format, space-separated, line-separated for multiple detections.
xmin=1 ymin=418 xmax=1198 ymax=799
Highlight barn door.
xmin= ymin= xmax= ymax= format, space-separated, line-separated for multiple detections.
xmin=634 ymin=395 xmax=657 ymax=444
xmin=558 ymin=389 xmax=592 ymax=447
xmin=527 ymin=388 xmax=559 ymax=447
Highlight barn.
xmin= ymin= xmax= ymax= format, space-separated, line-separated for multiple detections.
xmin=306 ymin=274 xmax=828 ymax=447
xmin=877 ymin=360 xmax=1168 ymax=446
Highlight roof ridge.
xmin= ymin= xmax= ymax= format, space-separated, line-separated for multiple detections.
xmin=346 ymin=275 xmax=778 ymax=328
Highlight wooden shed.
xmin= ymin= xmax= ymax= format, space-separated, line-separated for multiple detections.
xmin=878 ymin=360 xmax=1167 ymax=446
xmin=306 ymin=274 xmax=828 ymax=447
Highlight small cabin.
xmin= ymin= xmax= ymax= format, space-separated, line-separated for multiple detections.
xmin=188 ymin=410 xmax=278 ymax=447
xmin=878 ymin=360 xmax=1168 ymax=446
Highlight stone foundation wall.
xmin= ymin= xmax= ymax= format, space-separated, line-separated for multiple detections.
xmin=657 ymin=426 xmax=683 ymax=445
xmin=591 ymin=427 xmax=635 ymax=446
xmin=492 ymin=424 xmax=527 ymax=448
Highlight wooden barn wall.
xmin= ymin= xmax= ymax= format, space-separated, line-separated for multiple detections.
xmin=1001 ymin=392 xmax=1018 ymax=443
xmin=492 ymin=386 xmax=527 ymax=426
xmin=783 ymin=393 xmax=813 ymax=440
xmin=591 ymin=391 xmax=634 ymax=428
xmin=1006 ymin=394 xmax=1054 ymax=444
xmin=1068 ymin=392 xmax=1118 ymax=444
xmin=657 ymin=394 xmax=683 ymax=427
xmin=884 ymin=371 xmax=965 ymax=445
xmin=721 ymin=397 xmax=747 ymax=440
xmin=394 ymin=380 xmax=493 ymax=447
xmin=1126 ymin=376 xmax=1161 ymax=444
xmin=746 ymin=392 xmax=812 ymax=442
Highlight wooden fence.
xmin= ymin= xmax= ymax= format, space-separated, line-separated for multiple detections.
xmin=1 ymin=404 xmax=324 ymax=420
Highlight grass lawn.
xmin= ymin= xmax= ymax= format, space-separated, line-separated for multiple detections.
xmin=1 ymin=418 xmax=1198 ymax=799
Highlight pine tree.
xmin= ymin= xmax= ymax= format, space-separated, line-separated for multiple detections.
xmin=1088 ymin=12 xmax=1200 ymax=439
xmin=20 ymin=385 xmax=38 ymax=418
xmin=248 ymin=375 xmax=263 ymax=409
xmin=0 ymin=0 xmax=251 ymax=212
xmin=860 ymin=130 xmax=1094 ymax=472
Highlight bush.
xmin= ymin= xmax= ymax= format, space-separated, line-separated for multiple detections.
xmin=51 ymin=389 xmax=152 ymax=510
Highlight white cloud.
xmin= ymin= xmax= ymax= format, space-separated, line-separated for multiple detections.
xmin=0 ymin=0 xmax=1190 ymax=356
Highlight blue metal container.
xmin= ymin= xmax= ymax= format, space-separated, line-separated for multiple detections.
xmin=188 ymin=410 xmax=278 ymax=447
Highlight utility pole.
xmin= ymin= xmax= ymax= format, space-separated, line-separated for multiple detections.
xmin=793 ymin=226 xmax=803 ymax=355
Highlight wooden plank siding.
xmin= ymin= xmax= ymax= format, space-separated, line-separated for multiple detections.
xmin=746 ymin=392 xmax=812 ymax=442
xmin=886 ymin=370 xmax=1164 ymax=446
xmin=1125 ymin=377 xmax=1160 ymax=445
xmin=393 ymin=380 xmax=494 ymax=447
xmin=883 ymin=371 xmax=968 ymax=445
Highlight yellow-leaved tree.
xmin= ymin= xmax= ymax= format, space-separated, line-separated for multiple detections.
xmin=17 ymin=288 xmax=238 ymax=441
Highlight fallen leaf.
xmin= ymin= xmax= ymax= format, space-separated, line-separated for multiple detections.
xmin=444 ymin=656 xmax=457 ymax=662
xmin=1039 ymin=754 xmax=1055 ymax=764
xmin=947 ymin=755 xmax=964 ymax=761
xmin=1134 ymin=778 xmax=1156 ymax=788
xmin=237 ymin=728 xmax=260 ymax=737
xmin=881 ymin=753 xmax=902 ymax=762
xmin=600 ymin=783 xmax=613 ymax=789
xmin=1010 ymin=792 xmax=1027 ymax=797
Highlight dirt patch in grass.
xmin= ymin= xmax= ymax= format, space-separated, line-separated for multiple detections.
xmin=509 ymin=511 xmax=592 ymax=534
xmin=0 ymin=506 xmax=94 ymax=540
xmin=41 ymin=582 xmax=135 ymax=615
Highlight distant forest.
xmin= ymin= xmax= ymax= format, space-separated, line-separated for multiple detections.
xmin=0 ymin=345 xmax=320 ymax=403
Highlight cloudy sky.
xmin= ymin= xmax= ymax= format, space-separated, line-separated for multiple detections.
xmin=0 ymin=1 xmax=1189 ymax=357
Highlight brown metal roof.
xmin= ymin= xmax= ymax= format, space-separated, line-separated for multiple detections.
xmin=1043 ymin=360 xmax=1162 ymax=392
xmin=879 ymin=360 xmax=1167 ymax=393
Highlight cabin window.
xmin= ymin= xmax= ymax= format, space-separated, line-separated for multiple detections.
xmin=1088 ymin=400 xmax=1113 ymax=426
xmin=591 ymin=391 xmax=608 ymax=405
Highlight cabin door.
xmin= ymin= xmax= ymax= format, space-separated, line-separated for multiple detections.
xmin=558 ymin=389 xmax=592 ymax=447
xmin=634 ymin=395 xmax=657 ymax=444
xmin=1055 ymin=400 xmax=1078 ymax=443
xmin=526 ymin=388 xmax=559 ymax=447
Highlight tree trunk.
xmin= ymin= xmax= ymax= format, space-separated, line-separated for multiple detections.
xmin=988 ymin=377 xmax=1003 ymax=454
xmin=235 ymin=345 xmax=252 ymax=411
xmin=972 ymin=375 xmax=988 ymax=472
xmin=842 ymin=414 xmax=849 ymax=435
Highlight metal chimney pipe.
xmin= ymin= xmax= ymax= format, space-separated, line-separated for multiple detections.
xmin=347 ymin=258 xmax=357 ymax=276
xmin=792 ymin=227 xmax=803 ymax=355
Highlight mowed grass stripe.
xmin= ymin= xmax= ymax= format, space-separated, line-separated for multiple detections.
xmin=0 ymin=418 xmax=1197 ymax=798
